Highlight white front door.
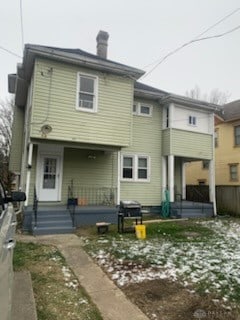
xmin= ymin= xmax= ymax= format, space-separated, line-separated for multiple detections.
xmin=38 ymin=155 xmax=61 ymax=201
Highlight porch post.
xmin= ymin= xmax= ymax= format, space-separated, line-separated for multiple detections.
xmin=168 ymin=155 xmax=174 ymax=202
xmin=162 ymin=156 xmax=167 ymax=200
xmin=182 ymin=161 xmax=186 ymax=200
xmin=117 ymin=151 xmax=121 ymax=205
xmin=25 ymin=143 xmax=33 ymax=206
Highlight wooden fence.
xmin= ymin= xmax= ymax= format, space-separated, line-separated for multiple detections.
xmin=216 ymin=186 xmax=240 ymax=216
xmin=186 ymin=185 xmax=240 ymax=216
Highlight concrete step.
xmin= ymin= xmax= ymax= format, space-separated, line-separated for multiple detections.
xmin=32 ymin=208 xmax=74 ymax=235
xmin=36 ymin=220 xmax=73 ymax=228
xmin=33 ymin=225 xmax=75 ymax=236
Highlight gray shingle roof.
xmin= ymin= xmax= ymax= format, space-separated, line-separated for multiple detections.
xmin=134 ymin=82 xmax=168 ymax=95
xmin=221 ymin=100 xmax=240 ymax=121
xmin=24 ymin=44 xmax=144 ymax=77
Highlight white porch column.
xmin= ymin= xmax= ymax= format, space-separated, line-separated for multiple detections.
xmin=25 ymin=143 xmax=33 ymax=206
xmin=182 ymin=161 xmax=186 ymax=200
xmin=117 ymin=151 xmax=121 ymax=205
xmin=209 ymin=113 xmax=217 ymax=216
xmin=168 ymin=155 xmax=175 ymax=202
xmin=162 ymin=156 xmax=167 ymax=200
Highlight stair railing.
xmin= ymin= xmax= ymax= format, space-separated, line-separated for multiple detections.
xmin=67 ymin=182 xmax=76 ymax=227
xmin=33 ymin=186 xmax=38 ymax=227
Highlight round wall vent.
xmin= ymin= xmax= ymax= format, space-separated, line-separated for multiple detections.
xmin=41 ymin=124 xmax=52 ymax=134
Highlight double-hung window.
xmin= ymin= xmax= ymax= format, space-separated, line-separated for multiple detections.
xmin=229 ymin=164 xmax=238 ymax=181
xmin=122 ymin=155 xmax=150 ymax=181
xmin=122 ymin=156 xmax=134 ymax=179
xmin=234 ymin=125 xmax=240 ymax=146
xmin=77 ymin=73 xmax=98 ymax=112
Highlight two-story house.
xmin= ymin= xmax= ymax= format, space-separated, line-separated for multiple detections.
xmin=8 ymin=31 xmax=219 ymax=233
xmin=186 ymin=100 xmax=240 ymax=185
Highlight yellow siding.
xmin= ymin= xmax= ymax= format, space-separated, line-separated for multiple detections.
xmin=186 ymin=121 xmax=240 ymax=185
xmin=9 ymin=106 xmax=24 ymax=173
xmin=162 ymin=128 xmax=213 ymax=159
xmin=185 ymin=161 xmax=209 ymax=185
xmin=121 ymin=100 xmax=162 ymax=206
xmin=30 ymin=59 xmax=133 ymax=147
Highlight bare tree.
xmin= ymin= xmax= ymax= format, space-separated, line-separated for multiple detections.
xmin=0 ymin=99 xmax=14 ymax=189
xmin=186 ymin=85 xmax=230 ymax=105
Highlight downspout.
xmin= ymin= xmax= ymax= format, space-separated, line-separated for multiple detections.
xmin=24 ymin=143 xmax=33 ymax=206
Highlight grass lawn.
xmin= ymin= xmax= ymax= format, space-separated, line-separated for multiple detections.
xmin=77 ymin=218 xmax=240 ymax=320
xmin=13 ymin=242 xmax=103 ymax=320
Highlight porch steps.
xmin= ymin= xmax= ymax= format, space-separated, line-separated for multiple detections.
xmin=170 ymin=201 xmax=214 ymax=219
xmin=32 ymin=209 xmax=75 ymax=235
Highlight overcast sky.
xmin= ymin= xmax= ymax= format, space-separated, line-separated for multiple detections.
xmin=0 ymin=0 xmax=239 ymax=103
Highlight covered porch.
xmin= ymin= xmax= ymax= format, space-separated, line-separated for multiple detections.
xmin=162 ymin=155 xmax=216 ymax=217
xmin=24 ymin=140 xmax=121 ymax=207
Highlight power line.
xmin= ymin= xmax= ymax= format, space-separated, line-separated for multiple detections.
xmin=20 ymin=0 xmax=24 ymax=51
xmin=142 ymin=8 xmax=240 ymax=79
xmin=0 ymin=45 xmax=22 ymax=58
xmin=193 ymin=7 xmax=240 ymax=41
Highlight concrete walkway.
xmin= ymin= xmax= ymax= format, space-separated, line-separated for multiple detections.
xmin=17 ymin=233 xmax=149 ymax=320
xmin=12 ymin=271 xmax=38 ymax=320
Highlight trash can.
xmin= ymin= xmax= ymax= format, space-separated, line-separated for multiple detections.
xmin=135 ymin=224 xmax=146 ymax=239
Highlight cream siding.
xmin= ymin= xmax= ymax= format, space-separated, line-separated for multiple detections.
xmin=162 ymin=128 xmax=213 ymax=159
xmin=120 ymin=100 xmax=162 ymax=206
xmin=62 ymin=148 xmax=117 ymax=203
xmin=9 ymin=106 xmax=24 ymax=173
xmin=30 ymin=59 xmax=133 ymax=147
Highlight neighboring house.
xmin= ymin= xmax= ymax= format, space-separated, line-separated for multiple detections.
xmin=8 ymin=31 xmax=219 ymax=231
xmin=186 ymin=100 xmax=240 ymax=186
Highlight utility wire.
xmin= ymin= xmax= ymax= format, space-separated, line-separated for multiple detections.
xmin=142 ymin=8 xmax=240 ymax=79
xmin=0 ymin=45 xmax=22 ymax=58
xmin=20 ymin=0 xmax=24 ymax=51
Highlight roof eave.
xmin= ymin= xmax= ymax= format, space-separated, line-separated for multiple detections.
xmin=23 ymin=46 xmax=145 ymax=81
xmin=160 ymin=94 xmax=222 ymax=112
xmin=134 ymin=88 xmax=166 ymax=101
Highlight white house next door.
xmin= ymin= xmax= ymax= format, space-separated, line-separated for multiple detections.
xmin=38 ymin=155 xmax=61 ymax=201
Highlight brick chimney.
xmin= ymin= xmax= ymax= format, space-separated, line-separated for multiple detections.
xmin=96 ymin=30 xmax=109 ymax=59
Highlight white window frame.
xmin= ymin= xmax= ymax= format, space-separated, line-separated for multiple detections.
xmin=76 ymin=72 xmax=98 ymax=113
xmin=188 ymin=115 xmax=197 ymax=126
xmin=121 ymin=154 xmax=150 ymax=182
xmin=132 ymin=102 xmax=153 ymax=117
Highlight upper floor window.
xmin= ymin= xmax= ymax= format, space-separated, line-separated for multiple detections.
xmin=166 ymin=107 xmax=169 ymax=128
xmin=202 ymin=160 xmax=209 ymax=170
xmin=234 ymin=125 xmax=240 ymax=146
xmin=229 ymin=163 xmax=238 ymax=181
xmin=215 ymin=129 xmax=219 ymax=148
xmin=121 ymin=154 xmax=150 ymax=182
xmin=76 ymin=73 xmax=98 ymax=112
xmin=188 ymin=115 xmax=197 ymax=126
xmin=140 ymin=104 xmax=152 ymax=116
xmin=132 ymin=102 xmax=152 ymax=117
xmin=132 ymin=104 xmax=137 ymax=115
